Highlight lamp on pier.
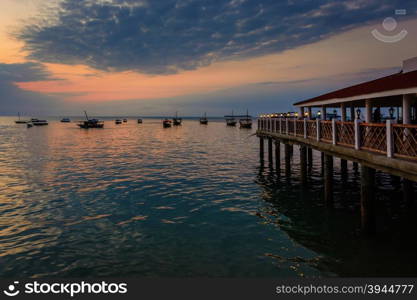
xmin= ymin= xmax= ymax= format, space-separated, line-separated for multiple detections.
xmin=389 ymin=107 xmax=395 ymax=119
xmin=304 ymin=112 xmax=309 ymax=117
xmin=317 ymin=110 xmax=321 ymax=119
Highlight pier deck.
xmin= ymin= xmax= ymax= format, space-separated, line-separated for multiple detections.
xmin=257 ymin=118 xmax=417 ymax=181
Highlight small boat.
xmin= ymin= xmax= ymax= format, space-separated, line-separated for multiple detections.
xmin=123 ymin=119 xmax=127 ymax=123
xmin=163 ymin=119 xmax=172 ymax=128
xmin=61 ymin=118 xmax=71 ymax=123
xmin=15 ymin=113 xmax=29 ymax=124
xmin=200 ymin=113 xmax=208 ymax=125
xmin=77 ymin=111 xmax=104 ymax=129
xmin=115 ymin=119 xmax=122 ymax=124
xmin=239 ymin=110 xmax=252 ymax=129
xmin=137 ymin=119 xmax=143 ymax=124
xmin=172 ymin=112 xmax=182 ymax=126
xmin=31 ymin=118 xmax=49 ymax=126
xmin=225 ymin=110 xmax=237 ymax=126
xmin=27 ymin=123 xmax=33 ymax=128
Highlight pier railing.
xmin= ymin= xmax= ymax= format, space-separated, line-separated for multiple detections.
xmin=258 ymin=118 xmax=417 ymax=161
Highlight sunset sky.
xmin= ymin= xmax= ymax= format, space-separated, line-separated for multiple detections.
xmin=1 ymin=0 xmax=417 ymax=116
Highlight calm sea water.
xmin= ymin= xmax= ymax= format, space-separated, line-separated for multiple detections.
xmin=0 ymin=116 xmax=416 ymax=278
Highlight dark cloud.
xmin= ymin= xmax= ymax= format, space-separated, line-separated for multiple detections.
xmin=0 ymin=62 xmax=54 ymax=82
xmin=18 ymin=0 xmax=416 ymax=74
xmin=0 ymin=63 xmax=62 ymax=115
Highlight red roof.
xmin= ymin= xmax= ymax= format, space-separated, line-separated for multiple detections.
xmin=294 ymin=70 xmax=417 ymax=106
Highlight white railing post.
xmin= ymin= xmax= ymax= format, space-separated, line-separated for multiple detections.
xmin=386 ymin=119 xmax=393 ymax=158
xmin=354 ymin=119 xmax=361 ymax=150
xmin=286 ymin=118 xmax=289 ymax=135
xmin=294 ymin=119 xmax=297 ymax=136
xmin=303 ymin=118 xmax=307 ymax=139
xmin=316 ymin=119 xmax=320 ymax=141
xmin=332 ymin=118 xmax=337 ymax=145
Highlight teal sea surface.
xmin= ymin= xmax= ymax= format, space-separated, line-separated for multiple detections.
xmin=0 ymin=117 xmax=416 ymax=278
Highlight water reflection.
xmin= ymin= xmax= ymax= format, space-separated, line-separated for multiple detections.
xmin=255 ymin=145 xmax=417 ymax=276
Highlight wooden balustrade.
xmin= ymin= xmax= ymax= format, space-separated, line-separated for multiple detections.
xmin=306 ymin=120 xmax=317 ymax=139
xmin=258 ymin=117 xmax=417 ymax=162
xmin=296 ymin=120 xmax=304 ymax=137
xmin=336 ymin=121 xmax=355 ymax=147
xmin=359 ymin=123 xmax=387 ymax=154
xmin=393 ymin=124 xmax=417 ymax=160
xmin=320 ymin=120 xmax=333 ymax=143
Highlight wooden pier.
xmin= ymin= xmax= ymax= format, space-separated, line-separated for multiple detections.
xmin=257 ymin=57 xmax=417 ymax=234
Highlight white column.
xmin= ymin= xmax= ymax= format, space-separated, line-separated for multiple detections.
xmin=403 ymin=94 xmax=413 ymax=124
xmin=354 ymin=119 xmax=361 ymax=150
xmin=365 ymin=99 xmax=372 ymax=123
xmin=332 ymin=118 xmax=337 ymax=145
xmin=341 ymin=103 xmax=346 ymax=122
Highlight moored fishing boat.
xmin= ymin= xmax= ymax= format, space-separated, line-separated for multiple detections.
xmin=15 ymin=113 xmax=29 ymax=124
xmin=163 ymin=119 xmax=172 ymax=128
xmin=224 ymin=110 xmax=237 ymax=126
xmin=77 ymin=111 xmax=104 ymax=129
xmin=172 ymin=112 xmax=182 ymax=126
xmin=239 ymin=110 xmax=252 ymax=129
xmin=137 ymin=119 xmax=143 ymax=124
xmin=200 ymin=113 xmax=208 ymax=125
xmin=123 ymin=118 xmax=127 ymax=123
xmin=31 ymin=118 xmax=49 ymax=126
xmin=115 ymin=119 xmax=122 ymax=124
xmin=61 ymin=118 xmax=71 ymax=122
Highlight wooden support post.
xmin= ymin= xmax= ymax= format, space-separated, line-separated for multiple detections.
xmin=360 ymin=165 xmax=376 ymax=235
xmin=275 ymin=140 xmax=281 ymax=172
xmin=341 ymin=159 xmax=348 ymax=175
xmin=321 ymin=151 xmax=324 ymax=172
xmin=259 ymin=137 xmax=264 ymax=163
xmin=341 ymin=159 xmax=348 ymax=182
xmin=285 ymin=143 xmax=291 ymax=177
xmin=324 ymin=154 xmax=334 ymax=206
xmin=307 ymin=147 xmax=313 ymax=167
xmin=403 ymin=179 xmax=415 ymax=207
xmin=300 ymin=146 xmax=307 ymax=185
xmin=268 ymin=138 xmax=273 ymax=164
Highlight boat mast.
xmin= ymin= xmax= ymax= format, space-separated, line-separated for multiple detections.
xmin=84 ymin=111 xmax=89 ymax=121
